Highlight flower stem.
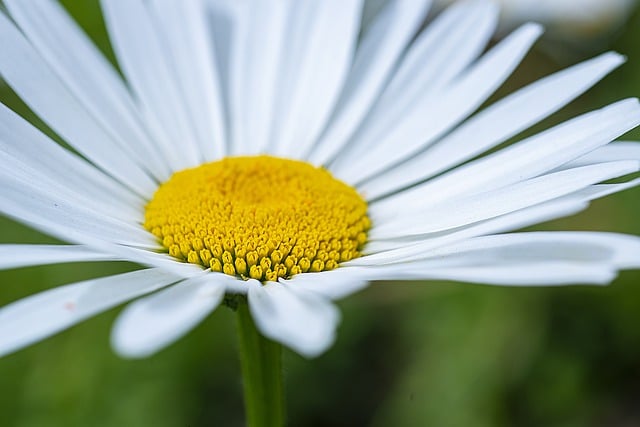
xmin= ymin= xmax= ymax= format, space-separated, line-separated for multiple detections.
xmin=236 ymin=298 xmax=285 ymax=427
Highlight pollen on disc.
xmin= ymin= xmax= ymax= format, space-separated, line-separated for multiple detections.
xmin=144 ymin=155 xmax=370 ymax=282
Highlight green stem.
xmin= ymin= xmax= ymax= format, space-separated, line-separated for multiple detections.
xmin=236 ymin=298 xmax=285 ymax=427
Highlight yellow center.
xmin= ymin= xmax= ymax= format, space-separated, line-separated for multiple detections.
xmin=144 ymin=156 xmax=370 ymax=282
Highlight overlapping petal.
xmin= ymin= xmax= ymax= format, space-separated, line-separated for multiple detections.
xmin=0 ymin=269 xmax=180 ymax=357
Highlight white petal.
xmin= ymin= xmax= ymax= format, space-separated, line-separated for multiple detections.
xmin=248 ymin=281 xmax=340 ymax=358
xmin=0 ymin=152 xmax=141 ymax=223
xmin=360 ymin=52 xmax=625 ymax=199
xmin=308 ymin=0 xmax=432 ymax=164
xmin=0 ymin=178 xmax=157 ymax=249
xmin=4 ymin=0 xmax=172 ymax=181
xmin=269 ymin=0 xmax=363 ymax=158
xmin=373 ymin=98 xmax=640 ymax=211
xmin=111 ymin=274 xmax=233 ymax=358
xmin=100 ymin=0 xmax=202 ymax=170
xmin=372 ymin=263 xmax=616 ymax=286
xmin=328 ymin=0 xmax=499 ymax=170
xmin=560 ymin=141 xmax=640 ymax=170
xmin=333 ymin=23 xmax=541 ymax=183
xmin=204 ymin=0 xmax=238 ymax=137
xmin=0 ymin=12 xmax=157 ymax=197
xmin=353 ymin=198 xmax=589 ymax=264
xmin=0 ymin=104 xmax=143 ymax=209
xmin=225 ymin=0 xmax=288 ymax=155
xmin=364 ymin=232 xmax=640 ymax=285
xmin=281 ymin=269 xmax=372 ymax=300
xmin=87 ymin=244 xmax=205 ymax=279
xmin=300 ymin=255 xmax=616 ymax=286
xmin=372 ymin=0 xmax=497 ymax=105
xmin=0 ymin=269 xmax=179 ymax=357
xmin=147 ymin=0 xmax=227 ymax=161
xmin=370 ymin=161 xmax=639 ymax=238
xmin=366 ymin=174 xmax=640 ymax=255
xmin=0 ymin=219 xmax=201 ymax=280
xmin=361 ymin=231 xmax=640 ymax=285
xmin=0 ymin=245 xmax=117 ymax=270
xmin=416 ymin=232 xmax=640 ymax=269
xmin=572 ymin=178 xmax=640 ymax=201
xmin=364 ymin=170 xmax=640 ymax=259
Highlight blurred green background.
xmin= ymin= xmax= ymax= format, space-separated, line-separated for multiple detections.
xmin=1 ymin=1 xmax=640 ymax=426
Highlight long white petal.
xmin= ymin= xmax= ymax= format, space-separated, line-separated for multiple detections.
xmin=204 ymin=0 xmax=240 ymax=149
xmin=571 ymin=178 xmax=640 ymax=201
xmin=0 ymin=12 xmax=156 ymax=196
xmin=370 ymin=161 xmax=639 ymax=238
xmin=372 ymin=263 xmax=616 ymax=286
xmin=86 ymin=244 xmax=205 ymax=280
xmin=0 ymin=245 xmax=118 ymax=270
xmin=100 ymin=0 xmax=202 ymax=170
xmin=4 ymin=0 xmax=172 ymax=181
xmin=0 ymin=153 xmax=141 ymax=223
xmin=360 ymin=52 xmax=625 ymax=199
xmin=148 ymin=0 xmax=227 ymax=161
xmin=373 ymin=98 xmax=640 ymax=210
xmin=248 ymin=281 xmax=340 ymax=358
xmin=308 ymin=0 xmax=432 ymax=164
xmin=0 ymin=104 xmax=143 ymax=209
xmin=111 ymin=274 xmax=233 ymax=358
xmin=560 ymin=141 xmax=640 ymax=170
xmin=364 ymin=232 xmax=640 ymax=285
xmin=269 ymin=0 xmax=363 ymax=158
xmin=353 ymin=198 xmax=589 ymax=263
xmin=335 ymin=22 xmax=540 ymax=184
xmin=415 ymin=232 xmax=640 ymax=269
xmin=363 ymin=170 xmax=640 ymax=259
xmin=382 ymin=0 xmax=496 ymax=99
xmin=328 ymin=0 xmax=499 ymax=169
xmin=0 ymin=178 xmax=157 ymax=248
xmin=366 ymin=174 xmax=639 ymax=257
xmin=225 ymin=0 xmax=288 ymax=155
xmin=360 ymin=231 xmax=640 ymax=285
xmin=317 ymin=262 xmax=615 ymax=286
xmin=0 ymin=269 xmax=180 ymax=357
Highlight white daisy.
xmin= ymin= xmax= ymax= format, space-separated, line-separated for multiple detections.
xmin=1 ymin=0 xmax=640 ymax=360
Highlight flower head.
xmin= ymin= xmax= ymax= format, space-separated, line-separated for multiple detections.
xmin=1 ymin=0 xmax=639 ymax=358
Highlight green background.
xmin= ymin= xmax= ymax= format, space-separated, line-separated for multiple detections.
xmin=1 ymin=2 xmax=640 ymax=426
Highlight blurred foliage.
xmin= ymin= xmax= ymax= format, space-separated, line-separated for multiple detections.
xmin=1 ymin=1 xmax=640 ymax=426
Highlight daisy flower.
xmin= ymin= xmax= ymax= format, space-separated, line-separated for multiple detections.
xmin=1 ymin=0 xmax=640 ymax=364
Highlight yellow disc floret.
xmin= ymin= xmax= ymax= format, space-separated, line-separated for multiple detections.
xmin=144 ymin=156 xmax=370 ymax=282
